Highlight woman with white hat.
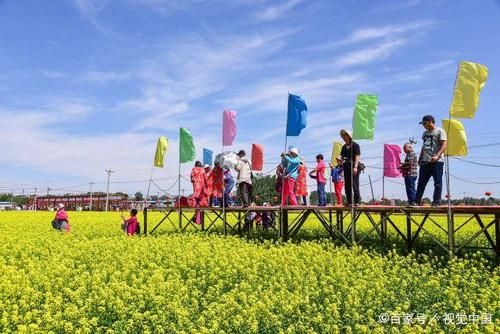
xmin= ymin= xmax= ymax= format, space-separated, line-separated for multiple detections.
xmin=340 ymin=129 xmax=361 ymax=206
xmin=51 ymin=203 xmax=70 ymax=232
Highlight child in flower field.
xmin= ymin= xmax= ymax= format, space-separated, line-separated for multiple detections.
xmin=52 ymin=203 xmax=70 ymax=232
xmin=121 ymin=208 xmax=139 ymax=235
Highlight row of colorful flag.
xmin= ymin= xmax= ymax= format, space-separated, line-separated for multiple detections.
xmin=152 ymin=60 xmax=488 ymax=177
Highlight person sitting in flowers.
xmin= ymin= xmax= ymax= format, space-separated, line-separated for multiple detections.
xmin=121 ymin=208 xmax=139 ymax=235
xmin=52 ymin=203 xmax=70 ymax=232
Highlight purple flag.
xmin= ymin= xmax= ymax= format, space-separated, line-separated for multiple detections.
xmin=222 ymin=110 xmax=237 ymax=146
xmin=383 ymin=144 xmax=402 ymax=178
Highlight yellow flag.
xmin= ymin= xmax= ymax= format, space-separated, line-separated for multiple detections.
xmin=330 ymin=141 xmax=343 ymax=165
xmin=450 ymin=61 xmax=488 ymax=119
xmin=442 ymin=119 xmax=467 ymax=156
xmin=153 ymin=136 xmax=169 ymax=167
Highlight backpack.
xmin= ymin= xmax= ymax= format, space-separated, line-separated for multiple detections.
xmin=135 ymin=223 xmax=141 ymax=235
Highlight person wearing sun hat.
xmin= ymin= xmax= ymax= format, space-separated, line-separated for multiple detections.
xmin=51 ymin=203 xmax=70 ymax=232
xmin=280 ymin=147 xmax=301 ymax=206
xmin=340 ymin=129 xmax=361 ymax=206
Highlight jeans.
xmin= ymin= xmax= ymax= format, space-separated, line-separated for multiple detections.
xmin=404 ymin=176 xmax=417 ymax=204
xmin=224 ymin=180 xmax=234 ymax=207
xmin=415 ymin=162 xmax=444 ymax=205
xmin=343 ymin=163 xmax=361 ymax=204
xmin=239 ymin=182 xmax=252 ymax=207
xmin=317 ymin=182 xmax=326 ymax=206
xmin=301 ymin=195 xmax=307 ymax=206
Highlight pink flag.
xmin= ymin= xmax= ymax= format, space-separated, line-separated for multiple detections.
xmin=251 ymin=143 xmax=264 ymax=171
xmin=222 ymin=109 xmax=237 ymax=146
xmin=383 ymin=144 xmax=402 ymax=178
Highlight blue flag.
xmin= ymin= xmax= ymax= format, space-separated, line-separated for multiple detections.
xmin=203 ymin=148 xmax=213 ymax=166
xmin=286 ymin=93 xmax=307 ymax=136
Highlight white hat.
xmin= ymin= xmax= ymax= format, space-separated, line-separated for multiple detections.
xmin=57 ymin=203 xmax=65 ymax=210
xmin=204 ymin=164 xmax=210 ymax=168
xmin=340 ymin=129 xmax=352 ymax=139
xmin=290 ymin=147 xmax=299 ymax=155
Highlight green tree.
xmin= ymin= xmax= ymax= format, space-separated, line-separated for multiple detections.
xmin=134 ymin=192 xmax=144 ymax=201
xmin=251 ymin=174 xmax=279 ymax=205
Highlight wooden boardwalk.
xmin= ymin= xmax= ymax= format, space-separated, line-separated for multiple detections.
xmin=143 ymin=205 xmax=500 ymax=262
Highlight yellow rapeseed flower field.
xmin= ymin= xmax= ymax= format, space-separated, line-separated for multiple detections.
xmin=0 ymin=211 xmax=498 ymax=333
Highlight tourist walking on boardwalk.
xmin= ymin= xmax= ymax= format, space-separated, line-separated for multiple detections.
xmin=329 ymin=156 xmax=344 ymax=206
xmin=340 ymin=129 xmax=361 ymax=206
xmin=400 ymin=142 xmax=418 ymax=206
xmin=281 ymin=147 xmax=301 ymax=206
xmin=190 ymin=161 xmax=206 ymax=207
xmin=223 ymin=167 xmax=235 ymax=207
xmin=310 ymin=154 xmax=327 ymax=206
xmin=235 ymin=150 xmax=253 ymax=207
xmin=211 ymin=161 xmax=224 ymax=207
xmin=295 ymin=161 xmax=308 ymax=205
xmin=415 ymin=115 xmax=447 ymax=207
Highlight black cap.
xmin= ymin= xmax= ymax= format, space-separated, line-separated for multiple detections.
xmin=237 ymin=150 xmax=246 ymax=156
xmin=419 ymin=115 xmax=435 ymax=124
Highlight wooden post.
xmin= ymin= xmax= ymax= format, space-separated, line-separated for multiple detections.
xmin=143 ymin=207 xmax=148 ymax=235
xmin=351 ymin=211 xmax=356 ymax=244
xmin=223 ymin=209 xmax=227 ymax=235
xmin=495 ymin=213 xmax=499 ymax=265
xmin=282 ymin=208 xmax=289 ymax=242
xmin=178 ymin=208 xmax=182 ymax=231
xmin=381 ymin=212 xmax=387 ymax=239
xmin=337 ymin=210 xmax=344 ymax=235
xmin=448 ymin=211 xmax=455 ymax=255
xmin=406 ymin=212 xmax=412 ymax=252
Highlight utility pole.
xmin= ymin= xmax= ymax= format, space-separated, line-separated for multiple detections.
xmin=34 ymin=187 xmax=37 ymax=211
xmin=89 ymin=182 xmax=94 ymax=211
xmin=46 ymin=187 xmax=50 ymax=196
xmin=105 ymin=169 xmax=115 ymax=212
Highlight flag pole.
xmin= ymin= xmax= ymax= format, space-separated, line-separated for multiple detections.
xmin=145 ymin=166 xmax=154 ymax=203
xmin=329 ymin=166 xmax=333 ymax=206
xmin=280 ymin=94 xmax=291 ymax=239
xmin=350 ymin=96 xmax=357 ymax=243
xmin=178 ymin=129 xmax=182 ymax=217
xmin=445 ymin=66 xmax=459 ymax=254
xmin=382 ymin=176 xmax=385 ymax=202
xmin=221 ymin=111 xmax=226 ymax=232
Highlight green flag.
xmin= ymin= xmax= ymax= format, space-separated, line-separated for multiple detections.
xmin=179 ymin=127 xmax=195 ymax=163
xmin=352 ymin=94 xmax=378 ymax=140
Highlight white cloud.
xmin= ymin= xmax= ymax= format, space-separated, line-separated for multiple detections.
xmin=255 ymin=0 xmax=307 ymax=21
xmin=71 ymin=0 xmax=110 ymax=31
xmin=334 ymin=39 xmax=407 ymax=68
xmin=346 ymin=21 xmax=434 ymax=44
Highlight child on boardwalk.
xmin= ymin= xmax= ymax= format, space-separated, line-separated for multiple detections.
xmin=329 ymin=157 xmax=344 ymax=206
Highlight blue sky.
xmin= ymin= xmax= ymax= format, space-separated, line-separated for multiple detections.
xmin=1 ymin=0 xmax=500 ymax=199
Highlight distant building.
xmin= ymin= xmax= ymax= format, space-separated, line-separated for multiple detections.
xmin=28 ymin=194 xmax=129 ymax=211
xmin=0 ymin=201 xmax=14 ymax=210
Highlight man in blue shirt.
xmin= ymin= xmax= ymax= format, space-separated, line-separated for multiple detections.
xmin=280 ymin=147 xmax=301 ymax=205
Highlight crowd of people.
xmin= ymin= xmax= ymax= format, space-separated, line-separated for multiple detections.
xmin=51 ymin=114 xmax=448 ymax=234
xmin=189 ymin=114 xmax=448 ymax=208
